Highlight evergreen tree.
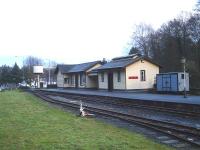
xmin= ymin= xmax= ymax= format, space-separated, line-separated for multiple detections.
xmin=129 ymin=47 xmax=141 ymax=55
xmin=0 ymin=65 xmax=12 ymax=83
xmin=195 ymin=0 xmax=200 ymax=12
xmin=129 ymin=13 xmax=200 ymax=88
xmin=11 ymin=63 xmax=22 ymax=84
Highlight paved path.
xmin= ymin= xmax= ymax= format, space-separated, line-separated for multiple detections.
xmin=41 ymin=88 xmax=200 ymax=105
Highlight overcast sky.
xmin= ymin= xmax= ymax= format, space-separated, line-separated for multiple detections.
xmin=0 ymin=0 xmax=197 ymax=67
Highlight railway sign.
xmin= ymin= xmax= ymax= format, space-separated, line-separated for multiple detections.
xmin=129 ymin=76 xmax=138 ymax=79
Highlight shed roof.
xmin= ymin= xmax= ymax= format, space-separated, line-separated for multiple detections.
xmin=55 ymin=61 xmax=101 ymax=74
xmin=157 ymin=72 xmax=188 ymax=75
xmin=67 ymin=61 xmax=101 ymax=73
xmin=96 ymin=55 xmax=161 ymax=70
xmin=54 ymin=64 xmax=75 ymax=74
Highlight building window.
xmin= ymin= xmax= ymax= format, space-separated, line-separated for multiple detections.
xmin=72 ymin=76 xmax=75 ymax=84
xmin=140 ymin=70 xmax=146 ymax=81
xmin=70 ymin=75 xmax=74 ymax=85
xmin=64 ymin=78 xmax=69 ymax=84
xmin=181 ymin=74 xmax=184 ymax=79
xmin=80 ymin=73 xmax=86 ymax=86
xmin=117 ymin=71 xmax=121 ymax=82
xmin=101 ymin=72 xmax=104 ymax=82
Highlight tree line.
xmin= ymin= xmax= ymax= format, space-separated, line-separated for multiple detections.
xmin=0 ymin=63 xmax=22 ymax=84
xmin=0 ymin=56 xmax=57 ymax=86
xmin=129 ymin=7 xmax=200 ymax=88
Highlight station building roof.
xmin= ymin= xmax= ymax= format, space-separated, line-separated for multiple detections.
xmin=96 ymin=54 xmax=161 ymax=71
xmin=55 ymin=61 xmax=101 ymax=74
xmin=67 ymin=61 xmax=101 ymax=73
xmin=54 ymin=64 xmax=75 ymax=74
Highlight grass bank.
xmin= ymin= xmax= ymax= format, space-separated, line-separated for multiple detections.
xmin=0 ymin=90 xmax=172 ymax=150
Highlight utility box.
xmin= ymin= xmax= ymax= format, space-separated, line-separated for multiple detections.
xmin=156 ymin=72 xmax=189 ymax=92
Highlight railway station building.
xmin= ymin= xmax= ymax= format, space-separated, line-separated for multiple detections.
xmin=55 ymin=54 xmax=160 ymax=91
xmin=96 ymin=54 xmax=160 ymax=91
xmin=55 ymin=61 xmax=102 ymax=89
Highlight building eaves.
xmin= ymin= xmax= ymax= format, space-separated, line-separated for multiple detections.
xmin=54 ymin=64 xmax=75 ymax=74
xmin=97 ymin=56 xmax=161 ymax=71
xmin=67 ymin=61 xmax=101 ymax=73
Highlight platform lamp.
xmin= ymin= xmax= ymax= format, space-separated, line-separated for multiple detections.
xmin=181 ymin=57 xmax=187 ymax=98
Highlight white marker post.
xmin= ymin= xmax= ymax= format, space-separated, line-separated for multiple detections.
xmin=181 ymin=57 xmax=187 ymax=98
xmin=80 ymin=101 xmax=85 ymax=117
xmin=79 ymin=100 xmax=94 ymax=117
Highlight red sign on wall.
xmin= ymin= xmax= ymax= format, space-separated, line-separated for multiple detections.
xmin=129 ymin=76 xmax=138 ymax=79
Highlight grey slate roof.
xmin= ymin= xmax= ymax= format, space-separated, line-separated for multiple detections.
xmin=96 ymin=58 xmax=135 ymax=70
xmin=112 ymin=54 xmax=139 ymax=61
xmin=55 ymin=61 xmax=101 ymax=74
xmin=96 ymin=56 xmax=161 ymax=70
xmin=55 ymin=55 xmax=161 ymax=74
xmin=55 ymin=64 xmax=75 ymax=74
xmin=67 ymin=61 xmax=101 ymax=73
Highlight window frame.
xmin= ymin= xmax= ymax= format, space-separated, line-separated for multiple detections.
xmin=80 ymin=73 xmax=86 ymax=86
xmin=70 ymin=75 xmax=74 ymax=85
xmin=140 ymin=70 xmax=146 ymax=81
xmin=101 ymin=72 xmax=104 ymax=82
xmin=181 ymin=74 xmax=184 ymax=79
xmin=64 ymin=77 xmax=69 ymax=84
xmin=117 ymin=71 xmax=121 ymax=82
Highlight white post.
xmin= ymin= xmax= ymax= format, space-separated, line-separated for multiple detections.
xmin=37 ymin=74 xmax=40 ymax=88
xmin=48 ymin=60 xmax=51 ymax=85
xmin=22 ymin=56 xmax=25 ymax=81
xmin=181 ymin=57 xmax=187 ymax=98
xmin=183 ymin=63 xmax=187 ymax=98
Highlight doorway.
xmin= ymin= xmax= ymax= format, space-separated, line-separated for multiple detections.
xmin=108 ymin=72 xmax=113 ymax=91
xmin=40 ymin=82 xmax=43 ymax=88
xmin=75 ymin=74 xmax=78 ymax=88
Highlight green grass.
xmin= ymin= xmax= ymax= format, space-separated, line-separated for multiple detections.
xmin=0 ymin=90 xmax=172 ymax=150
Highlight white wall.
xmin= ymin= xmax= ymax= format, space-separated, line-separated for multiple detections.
xmin=57 ymin=72 xmax=76 ymax=88
xmin=86 ymin=63 xmax=101 ymax=88
xmin=78 ymin=73 xmax=86 ymax=88
xmin=98 ymin=72 xmax=108 ymax=89
xmin=56 ymin=70 xmax=64 ymax=87
xmin=113 ymin=70 xmax=126 ymax=89
xmin=126 ymin=60 xmax=159 ymax=89
xmin=178 ymin=73 xmax=189 ymax=91
xmin=56 ymin=63 xmax=101 ymax=88
xmin=86 ymin=76 xmax=98 ymax=88
xmin=66 ymin=74 xmax=75 ymax=88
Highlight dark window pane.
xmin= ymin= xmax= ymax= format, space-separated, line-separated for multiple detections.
xmin=181 ymin=74 xmax=184 ymax=79
xmin=140 ymin=70 xmax=146 ymax=81
xmin=101 ymin=72 xmax=104 ymax=82
xmin=117 ymin=71 xmax=121 ymax=82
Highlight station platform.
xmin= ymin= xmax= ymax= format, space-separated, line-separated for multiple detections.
xmin=40 ymin=88 xmax=200 ymax=105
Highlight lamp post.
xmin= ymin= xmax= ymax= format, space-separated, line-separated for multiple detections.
xmin=48 ymin=60 xmax=51 ymax=85
xmin=181 ymin=57 xmax=187 ymax=98
xmin=22 ymin=56 xmax=25 ymax=82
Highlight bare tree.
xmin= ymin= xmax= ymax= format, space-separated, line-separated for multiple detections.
xmin=42 ymin=60 xmax=57 ymax=84
xmin=131 ymin=23 xmax=154 ymax=57
xmin=129 ymin=47 xmax=141 ymax=55
xmin=195 ymin=0 xmax=200 ymax=12
xmin=129 ymin=13 xmax=200 ymax=88
xmin=22 ymin=56 xmax=43 ymax=84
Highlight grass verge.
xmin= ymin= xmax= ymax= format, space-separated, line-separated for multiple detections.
xmin=0 ymin=90 xmax=172 ymax=150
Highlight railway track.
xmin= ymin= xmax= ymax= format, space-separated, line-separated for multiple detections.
xmin=37 ymin=90 xmax=200 ymax=117
xmin=31 ymin=90 xmax=200 ymax=148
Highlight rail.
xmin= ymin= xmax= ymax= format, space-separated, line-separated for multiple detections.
xmin=31 ymin=90 xmax=200 ymax=148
